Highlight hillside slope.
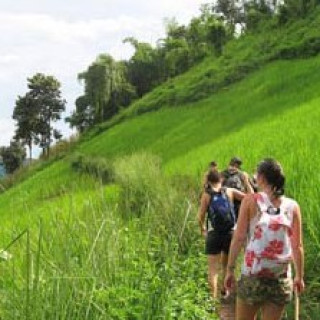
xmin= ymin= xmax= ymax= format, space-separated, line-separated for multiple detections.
xmin=0 ymin=53 xmax=320 ymax=319
xmin=88 ymin=8 xmax=320 ymax=136
xmin=79 ymin=56 xmax=320 ymax=165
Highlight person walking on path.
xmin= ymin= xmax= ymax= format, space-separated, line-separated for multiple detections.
xmin=202 ymin=161 xmax=218 ymax=190
xmin=198 ymin=170 xmax=246 ymax=301
xmin=222 ymin=157 xmax=254 ymax=221
xmin=224 ymin=158 xmax=305 ymax=320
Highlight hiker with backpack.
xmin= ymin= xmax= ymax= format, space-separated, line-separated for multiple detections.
xmin=197 ymin=170 xmax=246 ymax=301
xmin=202 ymin=161 xmax=218 ymax=190
xmin=224 ymin=159 xmax=305 ymax=320
xmin=222 ymin=157 xmax=254 ymax=220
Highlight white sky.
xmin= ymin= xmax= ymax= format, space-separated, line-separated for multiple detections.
xmin=0 ymin=0 xmax=205 ymax=150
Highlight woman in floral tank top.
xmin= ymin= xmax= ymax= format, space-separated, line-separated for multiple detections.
xmin=224 ymin=159 xmax=305 ymax=320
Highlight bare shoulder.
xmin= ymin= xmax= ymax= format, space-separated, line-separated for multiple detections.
xmin=289 ymin=198 xmax=301 ymax=216
xmin=240 ymin=193 xmax=257 ymax=220
xmin=225 ymin=187 xmax=234 ymax=197
xmin=201 ymin=191 xmax=211 ymax=203
xmin=242 ymin=193 xmax=256 ymax=206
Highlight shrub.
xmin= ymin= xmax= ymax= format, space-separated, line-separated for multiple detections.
xmin=71 ymin=153 xmax=114 ymax=183
xmin=113 ymin=153 xmax=197 ymax=252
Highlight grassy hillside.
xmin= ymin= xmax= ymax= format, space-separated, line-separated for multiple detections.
xmin=88 ymin=7 xmax=320 ymax=136
xmin=1 ymin=31 xmax=320 ymax=320
xmin=79 ymin=56 xmax=320 ymax=164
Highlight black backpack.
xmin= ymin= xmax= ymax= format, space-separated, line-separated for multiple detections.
xmin=206 ymin=187 xmax=235 ymax=233
xmin=222 ymin=170 xmax=246 ymax=192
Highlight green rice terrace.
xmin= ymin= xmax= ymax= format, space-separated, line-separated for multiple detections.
xmin=1 ymin=4 xmax=320 ymax=320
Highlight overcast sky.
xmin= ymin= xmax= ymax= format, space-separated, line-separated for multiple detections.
xmin=0 ymin=0 xmax=205 ymax=150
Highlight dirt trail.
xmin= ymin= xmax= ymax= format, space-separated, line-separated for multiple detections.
xmin=218 ymin=293 xmax=236 ymax=320
xmin=219 ymin=300 xmax=236 ymax=320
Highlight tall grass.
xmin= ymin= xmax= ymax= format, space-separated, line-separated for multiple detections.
xmin=0 ymin=46 xmax=320 ymax=318
xmin=0 ymin=153 xmax=216 ymax=319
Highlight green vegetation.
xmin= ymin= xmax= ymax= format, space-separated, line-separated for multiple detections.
xmin=13 ymin=73 xmax=66 ymax=158
xmin=0 ymin=140 xmax=26 ymax=174
xmin=0 ymin=53 xmax=320 ymax=318
xmin=68 ymin=1 xmax=320 ymax=131
xmin=1 ymin=2 xmax=320 ymax=319
xmin=88 ymin=7 xmax=320 ymax=136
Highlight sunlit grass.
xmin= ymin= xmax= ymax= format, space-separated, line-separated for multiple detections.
xmin=0 ymin=53 xmax=319 ymax=318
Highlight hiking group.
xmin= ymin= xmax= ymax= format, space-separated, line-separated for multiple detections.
xmin=198 ymin=157 xmax=304 ymax=320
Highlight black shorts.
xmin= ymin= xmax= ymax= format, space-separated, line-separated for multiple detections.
xmin=205 ymin=230 xmax=232 ymax=255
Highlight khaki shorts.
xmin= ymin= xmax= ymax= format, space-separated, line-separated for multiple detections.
xmin=237 ymin=275 xmax=293 ymax=306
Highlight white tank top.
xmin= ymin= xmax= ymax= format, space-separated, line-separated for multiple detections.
xmin=241 ymin=192 xmax=297 ymax=278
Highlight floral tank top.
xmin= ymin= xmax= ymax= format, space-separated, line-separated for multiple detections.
xmin=242 ymin=192 xmax=297 ymax=279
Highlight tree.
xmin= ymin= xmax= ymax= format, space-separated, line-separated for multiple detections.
xmin=162 ymin=19 xmax=192 ymax=77
xmin=13 ymin=74 xmax=66 ymax=157
xmin=65 ymin=95 xmax=94 ymax=133
xmin=70 ymin=2 xmax=243 ymax=131
xmin=212 ymin=1 xmax=245 ymax=32
xmin=124 ymin=38 xmax=162 ymax=97
xmin=278 ymin=0 xmax=318 ymax=23
xmin=242 ymin=0 xmax=276 ymax=30
xmin=186 ymin=16 xmax=211 ymax=63
xmin=13 ymin=93 xmax=38 ymax=160
xmin=28 ymin=73 xmax=66 ymax=157
xmin=206 ymin=20 xmax=229 ymax=55
xmin=0 ymin=141 xmax=26 ymax=174
xmin=77 ymin=54 xmax=136 ymax=123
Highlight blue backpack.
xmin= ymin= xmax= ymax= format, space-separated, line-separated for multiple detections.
xmin=206 ymin=187 xmax=235 ymax=233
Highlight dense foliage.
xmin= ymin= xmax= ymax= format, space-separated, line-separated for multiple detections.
xmin=13 ymin=73 xmax=66 ymax=159
xmin=67 ymin=0 xmax=320 ymax=131
xmin=0 ymin=140 xmax=26 ymax=174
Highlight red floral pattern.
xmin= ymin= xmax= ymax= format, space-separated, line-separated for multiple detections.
xmin=268 ymin=217 xmax=283 ymax=231
xmin=245 ymin=250 xmax=256 ymax=267
xmin=261 ymin=240 xmax=284 ymax=259
xmin=242 ymin=193 xmax=296 ymax=278
xmin=257 ymin=268 xmax=275 ymax=278
xmin=254 ymin=226 xmax=263 ymax=240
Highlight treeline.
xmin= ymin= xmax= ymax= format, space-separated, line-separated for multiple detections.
xmin=1 ymin=0 xmax=318 ymax=175
xmin=66 ymin=0 xmax=320 ymax=132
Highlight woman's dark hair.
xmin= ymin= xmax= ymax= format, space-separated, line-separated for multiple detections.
xmin=206 ymin=170 xmax=221 ymax=184
xmin=209 ymin=161 xmax=217 ymax=168
xmin=257 ymin=158 xmax=285 ymax=197
xmin=230 ymin=156 xmax=242 ymax=168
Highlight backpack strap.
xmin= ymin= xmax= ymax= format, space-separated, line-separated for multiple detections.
xmin=221 ymin=187 xmax=231 ymax=204
xmin=205 ymin=187 xmax=213 ymax=231
xmin=253 ymin=193 xmax=268 ymax=222
xmin=255 ymin=193 xmax=268 ymax=211
xmin=221 ymin=187 xmax=236 ymax=224
xmin=255 ymin=193 xmax=294 ymax=217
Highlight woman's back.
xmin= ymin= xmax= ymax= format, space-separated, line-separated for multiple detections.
xmin=242 ymin=192 xmax=297 ymax=278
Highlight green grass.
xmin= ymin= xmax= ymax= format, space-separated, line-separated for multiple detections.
xmin=0 ymin=23 xmax=320 ymax=319
xmin=85 ymin=7 xmax=320 ymax=136
xmin=79 ymin=56 xmax=320 ymax=164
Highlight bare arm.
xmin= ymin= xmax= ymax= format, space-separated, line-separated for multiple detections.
xmin=197 ymin=192 xmax=210 ymax=235
xmin=232 ymin=188 xmax=246 ymax=201
xmin=225 ymin=194 xmax=254 ymax=290
xmin=202 ymin=172 xmax=208 ymax=188
xmin=242 ymin=172 xmax=254 ymax=194
xmin=290 ymin=204 xmax=305 ymax=293
xmin=227 ymin=194 xmax=253 ymax=270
